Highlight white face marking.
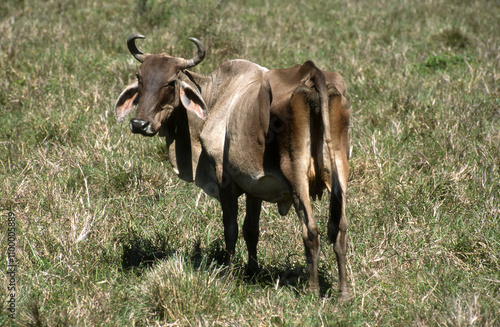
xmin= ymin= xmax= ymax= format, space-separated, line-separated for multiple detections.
xmin=144 ymin=124 xmax=156 ymax=135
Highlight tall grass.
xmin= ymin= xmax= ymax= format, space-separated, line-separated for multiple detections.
xmin=1 ymin=0 xmax=499 ymax=325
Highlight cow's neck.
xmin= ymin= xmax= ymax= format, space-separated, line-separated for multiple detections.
xmin=165 ymin=70 xmax=213 ymax=184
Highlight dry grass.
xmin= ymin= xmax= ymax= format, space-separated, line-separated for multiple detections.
xmin=1 ymin=0 xmax=499 ymax=325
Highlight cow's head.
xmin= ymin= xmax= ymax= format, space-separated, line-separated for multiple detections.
xmin=115 ymin=34 xmax=208 ymax=136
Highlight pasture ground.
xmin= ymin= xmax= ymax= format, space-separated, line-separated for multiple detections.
xmin=1 ymin=0 xmax=499 ymax=325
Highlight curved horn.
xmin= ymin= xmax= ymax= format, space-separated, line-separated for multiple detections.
xmin=181 ymin=37 xmax=206 ymax=69
xmin=127 ymin=34 xmax=146 ymax=63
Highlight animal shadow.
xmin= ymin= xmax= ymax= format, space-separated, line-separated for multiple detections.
xmin=243 ymin=263 xmax=335 ymax=297
xmin=121 ymin=235 xmax=335 ymax=297
xmin=121 ymin=235 xmax=225 ymax=271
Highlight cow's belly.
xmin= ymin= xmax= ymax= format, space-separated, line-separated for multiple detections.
xmin=234 ymin=172 xmax=292 ymax=210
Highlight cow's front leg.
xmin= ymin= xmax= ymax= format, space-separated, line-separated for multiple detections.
xmin=220 ymin=184 xmax=240 ymax=265
xmin=243 ymin=194 xmax=262 ymax=274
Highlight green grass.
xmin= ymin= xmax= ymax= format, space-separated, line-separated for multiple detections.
xmin=1 ymin=0 xmax=499 ymax=325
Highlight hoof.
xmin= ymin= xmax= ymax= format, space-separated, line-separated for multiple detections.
xmin=338 ymin=290 xmax=352 ymax=302
xmin=244 ymin=265 xmax=261 ymax=277
xmin=308 ymin=284 xmax=320 ymax=295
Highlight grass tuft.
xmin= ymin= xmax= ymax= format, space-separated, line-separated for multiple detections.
xmin=143 ymin=255 xmax=234 ymax=324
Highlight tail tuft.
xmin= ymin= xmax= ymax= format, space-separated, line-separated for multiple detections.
xmin=328 ymin=170 xmax=343 ymax=244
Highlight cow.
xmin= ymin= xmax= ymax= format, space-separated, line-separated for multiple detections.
xmin=115 ymin=34 xmax=351 ymax=299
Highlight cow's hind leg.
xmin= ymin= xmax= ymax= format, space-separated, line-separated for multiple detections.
xmin=243 ymin=194 xmax=262 ymax=274
xmin=328 ymin=172 xmax=350 ymax=300
xmin=327 ymin=89 xmax=351 ymax=300
xmin=294 ymin=194 xmax=320 ymax=294
xmin=281 ymin=85 xmax=321 ymax=294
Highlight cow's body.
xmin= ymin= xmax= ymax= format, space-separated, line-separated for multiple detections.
xmin=115 ymin=35 xmax=350 ymax=298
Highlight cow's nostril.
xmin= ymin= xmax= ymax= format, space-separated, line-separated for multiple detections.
xmin=130 ymin=119 xmax=149 ymax=133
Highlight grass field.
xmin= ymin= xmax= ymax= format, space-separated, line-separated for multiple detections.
xmin=1 ymin=0 xmax=499 ymax=325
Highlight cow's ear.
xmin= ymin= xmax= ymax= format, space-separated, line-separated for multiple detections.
xmin=115 ymin=81 xmax=139 ymax=122
xmin=179 ymin=81 xmax=208 ymax=120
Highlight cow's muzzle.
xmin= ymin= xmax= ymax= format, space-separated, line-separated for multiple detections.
xmin=130 ymin=119 xmax=156 ymax=136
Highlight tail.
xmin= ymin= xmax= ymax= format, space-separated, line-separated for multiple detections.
xmin=311 ymin=62 xmax=344 ymax=244
xmin=302 ymin=61 xmax=341 ymax=244
xmin=328 ymin=170 xmax=343 ymax=244
xmin=304 ymin=61 xmax=335 ymax=193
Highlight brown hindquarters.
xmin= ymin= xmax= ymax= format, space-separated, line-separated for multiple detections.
xmin=283 ymin=82 xmax=327 ymax=201
xmin=288 ymin=80 xmax=349 ymax=201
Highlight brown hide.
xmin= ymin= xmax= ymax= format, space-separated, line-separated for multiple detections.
xmin=115 ymin=38 xmax=350 ymax=298
xmin=264 ymin=62 xmax=350 ymax=199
